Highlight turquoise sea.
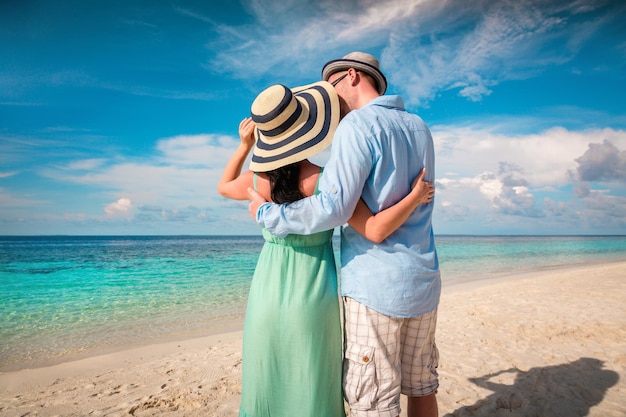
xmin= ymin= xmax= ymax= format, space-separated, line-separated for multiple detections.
xmin=1 ymin=235 xmax=625 ymax=372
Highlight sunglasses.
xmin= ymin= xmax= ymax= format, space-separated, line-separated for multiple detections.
xmin=330 ymin=72 xmax=348 ymax=87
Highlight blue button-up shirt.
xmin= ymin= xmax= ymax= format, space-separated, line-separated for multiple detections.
xmin=256 ymin=95 xmax=440 ymax=317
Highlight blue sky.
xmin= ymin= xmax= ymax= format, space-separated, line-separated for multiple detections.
xmin=1 ymin=0 xmax=625 ymax=236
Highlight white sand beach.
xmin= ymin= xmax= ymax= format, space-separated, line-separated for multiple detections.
xmin=1 ymin=261 xmax=624 ymax=416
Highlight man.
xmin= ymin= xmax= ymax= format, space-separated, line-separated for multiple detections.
xmin=248 ymin=51 xmax=440 ymax=417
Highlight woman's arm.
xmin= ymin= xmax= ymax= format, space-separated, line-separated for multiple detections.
xmin=347 ymin=169 xmax=434 ymax=243
xmin=217 ymin=118 xmax=256 ymax=200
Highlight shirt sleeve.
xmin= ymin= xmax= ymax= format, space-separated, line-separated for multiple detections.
xmin=256 ymin=120 xmax=374 ymax=237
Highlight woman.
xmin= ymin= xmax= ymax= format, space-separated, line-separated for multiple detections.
xmin=218 ymin=82 xmax=433 ymax=417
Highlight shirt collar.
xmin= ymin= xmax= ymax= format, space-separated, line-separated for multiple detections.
xmin=364 ymin=95 xmax=405 ymax=111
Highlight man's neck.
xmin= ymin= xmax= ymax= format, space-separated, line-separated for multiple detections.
xmin=354 ymin=91 xmax=381 ymax=110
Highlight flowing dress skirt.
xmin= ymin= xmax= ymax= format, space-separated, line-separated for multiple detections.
xmin=238 ymin=229 xmax=345 ymax=417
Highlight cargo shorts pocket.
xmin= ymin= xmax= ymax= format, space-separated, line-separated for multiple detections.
xmin=343 ymin=343 xmax=378 ymax=410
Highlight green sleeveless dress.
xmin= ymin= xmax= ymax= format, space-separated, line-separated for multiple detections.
xmin=238 ymin=173 xmax=345 ymax=417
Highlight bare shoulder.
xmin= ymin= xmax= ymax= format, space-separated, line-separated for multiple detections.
xmin=299 ymin=161 xmax=322 ymax=197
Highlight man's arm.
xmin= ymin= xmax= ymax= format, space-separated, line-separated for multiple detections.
xmin=248 ymin=189 xmax=349 ymax=236
xmin=249 ymin=122 xmax=372 ymax=237
xmin=249 ymin=181 xmax=357 ymax=237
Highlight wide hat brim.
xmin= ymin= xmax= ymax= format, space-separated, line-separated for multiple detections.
xmin=322 ymin=57 xmax=387 ymax=95
xmin=249 ymin=81 xmax=339 ymax=172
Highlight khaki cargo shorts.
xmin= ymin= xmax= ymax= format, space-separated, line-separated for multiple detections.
xmin=342 ymin=297 xmax=439 ymax=417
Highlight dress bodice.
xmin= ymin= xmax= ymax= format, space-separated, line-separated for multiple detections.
xmin=261 ymin=228 xmax=333 ymax=248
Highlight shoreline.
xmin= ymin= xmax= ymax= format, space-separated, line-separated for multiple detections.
xmin=1 ymin=261 xmax=625 ymax=416
xmin=3 ymin=258 xmax=623 ymax=374
xmin=442 ymin=256 xmax=626 ymax=288
xmin=0 ymin=316 xmax=247 ymax=374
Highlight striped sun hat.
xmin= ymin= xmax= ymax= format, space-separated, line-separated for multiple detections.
xmin=248 ymin=81 xmax=340 ymax=172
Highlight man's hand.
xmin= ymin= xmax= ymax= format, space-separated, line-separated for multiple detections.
xmin=248 ymin=187 xmax=267 ymax=219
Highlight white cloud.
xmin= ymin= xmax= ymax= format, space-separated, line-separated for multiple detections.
xmin=62 ymin=159 xmax=107 ymax=171
xmin=432 ymin=125 xmax=626 ymax=229
xmin=457 ymin=83 xmax=493 ymax=102
xmin=574 ymin=139 xmax=626 ymax=182
xmin=200 ymin=0 xmax=613 ymax=109
xmin=27 ymin=122 xmax=625 ymax=234
xmin=104 ymin=198 xmax=132 ymax=218
xmin=383 ymin=0 xmax=607 ymax=105
xmin=0 ymin=187 xmax=46 ymax=208
xmin=36 ymin=133 xmax=242 ymax=210
xmin=156 ymin=134 xmax=236 ymax=166
xmin=206 ymin=0 xmax=439 ymax=79
xmin=434 ymin=125 xmax=595 ymax=185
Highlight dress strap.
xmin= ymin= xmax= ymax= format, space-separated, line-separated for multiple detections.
xmin=314 ymin=168 xmax=324 ymax=194
xmin=253 ymin=172 xmax=259 ymax=191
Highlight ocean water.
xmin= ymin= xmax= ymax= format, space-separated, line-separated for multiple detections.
xmin=1 ymin=234 xmax=625 ymax=371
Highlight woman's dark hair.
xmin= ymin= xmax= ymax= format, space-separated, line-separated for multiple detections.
xmin=266 ymin=162 xmax=305 ymax=204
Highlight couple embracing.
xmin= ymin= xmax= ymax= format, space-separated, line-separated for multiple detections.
xmin=218 ymin=51 xmax=441 ymax=417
